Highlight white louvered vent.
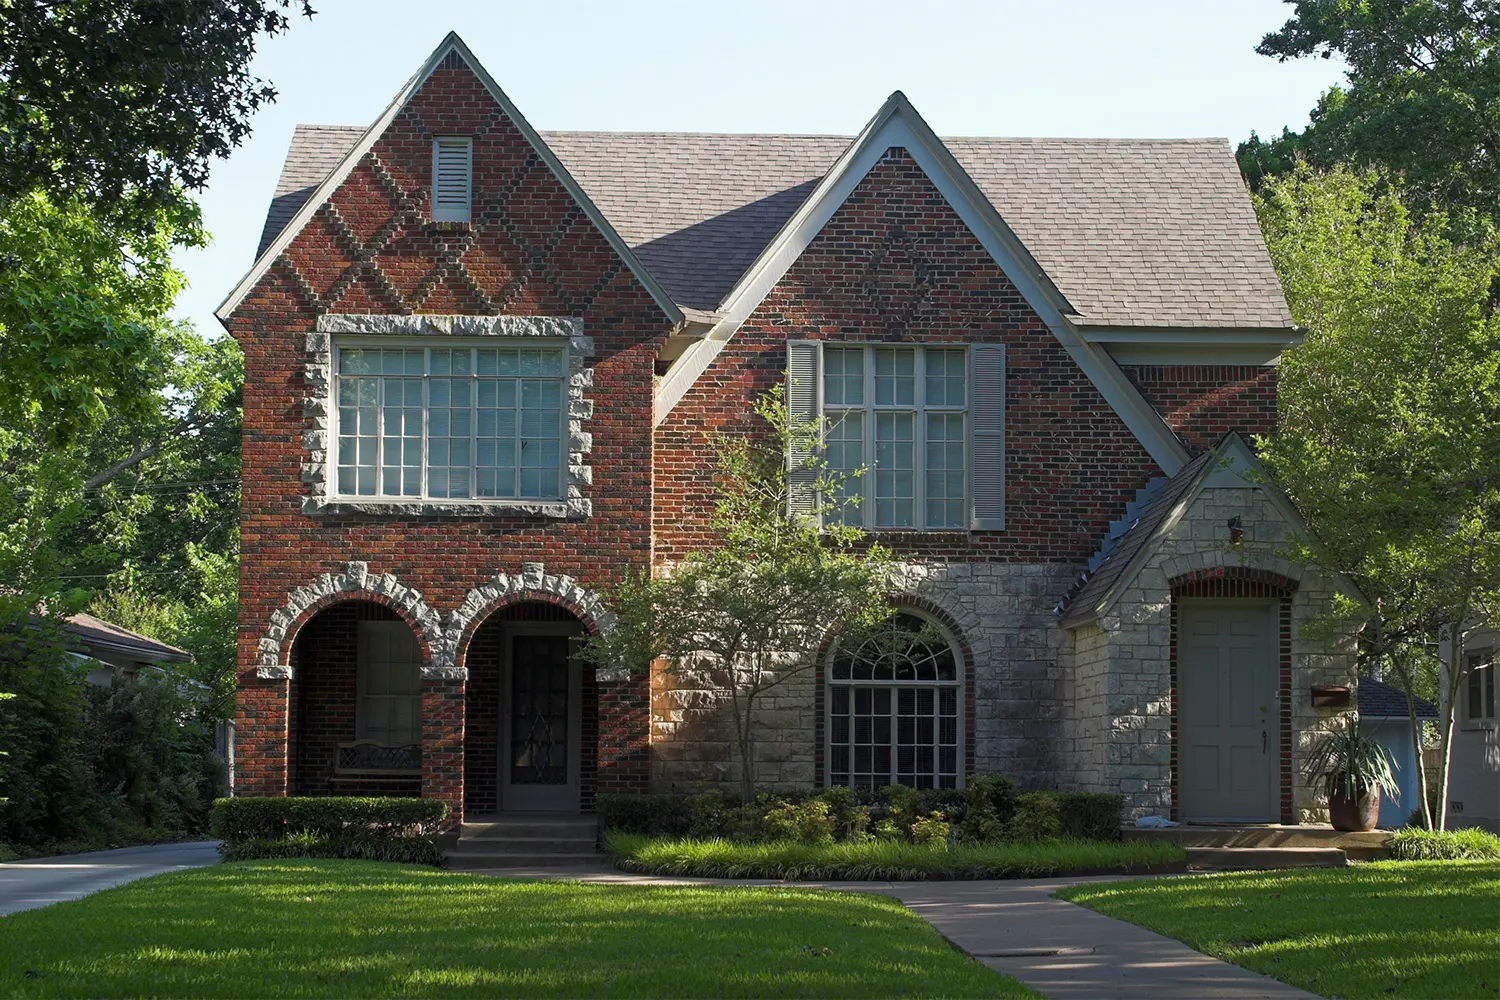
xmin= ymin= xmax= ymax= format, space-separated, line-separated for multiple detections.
xmin=786 ymin=340 xmax=822 ymax=520
xmin=970 ymin=344 xmax=1006 ymax=530
xmin=431 ymin=137 xmax=472 ymax=223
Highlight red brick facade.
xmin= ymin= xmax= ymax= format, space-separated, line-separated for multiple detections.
xmin=226 ymin=48 xmax=1287 ymax=818
xmin=227 ymin=54 xmax=664 ymax=821
xmin=655 ymin=150 xmax=1165 ymax=565
xmin=1124 ymin=365 xmax=1278 ymax=453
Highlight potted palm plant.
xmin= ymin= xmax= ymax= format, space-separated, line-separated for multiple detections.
xmin=1305 ymin=719 xmax=1400 ymax=831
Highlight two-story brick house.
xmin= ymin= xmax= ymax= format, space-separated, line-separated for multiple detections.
xmin=220 ymin=33 xmax=1356 ymax=827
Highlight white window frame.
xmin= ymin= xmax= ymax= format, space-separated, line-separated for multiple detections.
xmin=822 ymin=344 xmax=970 ymax=531
xmin=431 ymin=136 xmax=473 ymax=223
xmin=1466 ymin=650 xmax=1496 ymax=727
xmin=825 ymin=611 xmax=965 ymax=791
xmin=329 ymin=337 xmax=569 ymax=504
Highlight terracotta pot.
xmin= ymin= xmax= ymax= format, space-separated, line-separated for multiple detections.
xmin=1327 ymin=782 xmax=1380 ymax=832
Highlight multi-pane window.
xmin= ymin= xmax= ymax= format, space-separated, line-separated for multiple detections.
xmin=356 ymin=620 xmax=421 ymax=745
xmin=1468 ymin=652 xmax=1496 ymax=723
xmin=823 ymin=346 xmax=967 ymax=529
xmin=827 ymin=612 xmax=962 ymax=790
xmin=334 ymin=343 xmax=566 ymax=501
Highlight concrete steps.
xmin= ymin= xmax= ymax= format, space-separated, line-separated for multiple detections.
xmin=1186 ymin=846 xmax=1347 ymax=870
xmin=445 ymin=813 xmax=600 ymax=870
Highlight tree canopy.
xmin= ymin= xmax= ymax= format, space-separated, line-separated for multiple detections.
xmin=0 ymin=0 xmax=314 ymax=225
xmin=1255 ymin=164 xmax=1500 ymax=826
xmin=1238 ymin=0 xmax=1500 ymax=224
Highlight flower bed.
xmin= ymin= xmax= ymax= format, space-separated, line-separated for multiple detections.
xmin=605 ymin=831 xmax=1186 ymax=881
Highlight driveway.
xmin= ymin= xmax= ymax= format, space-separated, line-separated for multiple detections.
xmin=0 ymin=841 xmax=220 ymax=916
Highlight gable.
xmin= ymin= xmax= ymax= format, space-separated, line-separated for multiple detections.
xmin=218 ymin=33 xmax=681 ymax=326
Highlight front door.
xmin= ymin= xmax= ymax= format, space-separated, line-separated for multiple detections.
xmin=501 ymin=628 xmax=581 ymax=812
xmin=1178 ymin=602 xmax=1277 ymax=822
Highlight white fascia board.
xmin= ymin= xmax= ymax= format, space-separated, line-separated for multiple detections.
xmin=1081 ymin=327 xmax=1303 ymax=345
xmin=217 ymin=32 xmax=683 ymax=329
xmin=1106 ymin=343 xmax=1285 ymax=366
xmin=650 ymin=92 xmax=1190 ymax=476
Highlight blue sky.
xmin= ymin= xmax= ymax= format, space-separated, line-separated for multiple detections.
xmin=178 ymin=0 xmax=1347 ymax=334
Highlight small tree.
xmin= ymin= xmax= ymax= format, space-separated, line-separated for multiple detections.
xmin=1255 ymin=164 xmax=1500 ymax=829
xmin=579 ymin=385 xmax=896 ymax=803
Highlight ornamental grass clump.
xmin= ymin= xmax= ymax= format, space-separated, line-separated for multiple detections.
xmin=1390 ymin=826 xmax=1500 ymax=861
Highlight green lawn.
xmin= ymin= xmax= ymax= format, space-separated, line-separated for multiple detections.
xmin=1056 ymin=861 xmax=1500 ymax=1000
xmin=0 ymin=860 xmax=1034 ymax=998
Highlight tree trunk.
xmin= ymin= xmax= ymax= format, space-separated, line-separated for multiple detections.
xmin=1391 ymin=648 xmax=1433 ymax=829
xmin=1436 ymin=609 xmax=1471 ymax=831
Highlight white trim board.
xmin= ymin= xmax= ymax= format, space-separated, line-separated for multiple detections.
xmin=651 ymin=91 xmax=1189 ymax=476
xmin=216 ymin=32 xmax=684 ymax=329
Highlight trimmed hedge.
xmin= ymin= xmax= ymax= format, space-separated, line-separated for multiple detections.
xmin=210 ymin=797 xmax=446 ymax=865
xmin=1390 ymin=826 xmax=1500 ymax=861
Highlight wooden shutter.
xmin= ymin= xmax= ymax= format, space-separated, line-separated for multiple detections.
xmin=970 ymin=344 xmax=1005 ymax=529
xmin=786 ymin=340 xmax=822 ymax=520
xmin=431 ymin=137 xmax=472 ymax=223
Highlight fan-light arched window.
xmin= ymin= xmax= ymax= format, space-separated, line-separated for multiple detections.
xmin=827 ymin=611 xmax=961 ymax=790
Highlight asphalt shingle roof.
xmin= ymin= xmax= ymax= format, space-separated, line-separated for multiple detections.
xmin=256 ymin=125 xmax=1292 ymax=330
xmin=1358 ymin=677 xmax=1438 ymax=720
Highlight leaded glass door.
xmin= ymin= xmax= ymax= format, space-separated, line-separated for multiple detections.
xmin=501 ymin=629 xmax=581 ymax=811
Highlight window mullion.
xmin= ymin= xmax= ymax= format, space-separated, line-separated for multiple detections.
xmin=421 ymin=348 xmax=431 ymax=501
xmin=375 ymin=372 xmax=387 ymax=498
xmin=470 ymin=348 xmax=478 ymax=501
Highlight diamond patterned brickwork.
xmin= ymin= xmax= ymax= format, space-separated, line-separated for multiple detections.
xmin=225 ymin=52 xmax=666 ymax=808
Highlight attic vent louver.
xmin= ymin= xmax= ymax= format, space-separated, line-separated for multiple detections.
xmin=431 ymin=136 xmax=472 ymax=223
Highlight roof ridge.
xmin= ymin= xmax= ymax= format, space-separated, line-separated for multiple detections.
xmin=288 ymin=123 xmax=1229 ymax=144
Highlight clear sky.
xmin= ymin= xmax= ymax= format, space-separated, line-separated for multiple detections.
xmin=177 ymin=0 xmax=1347 ymax=334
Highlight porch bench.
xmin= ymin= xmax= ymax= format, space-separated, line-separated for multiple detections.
xmin=327 ymin=740 xmax=422 ymax=797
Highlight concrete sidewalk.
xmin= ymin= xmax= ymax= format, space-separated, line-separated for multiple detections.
xmin=467 ymin=865 xmax=1317 ymax=1000
xmin=0 ymin=841 xmax=220 ymax=916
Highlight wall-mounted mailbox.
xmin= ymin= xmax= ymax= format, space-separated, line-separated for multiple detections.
xmin=1311 ymin=684 xmax=1351 ymax=708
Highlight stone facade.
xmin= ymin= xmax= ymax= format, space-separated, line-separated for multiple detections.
xmin=1066 ymin=484 xmax=1358 ymax=820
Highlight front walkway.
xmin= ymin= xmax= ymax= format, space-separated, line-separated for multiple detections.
xmin=470 ymin=865 xmax=1317 ymax=1000
xmin=0 ymin=842 xmax=220 ymax=916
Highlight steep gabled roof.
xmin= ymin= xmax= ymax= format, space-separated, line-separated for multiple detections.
xmin=253 ymin=129 xmax=1293 ymax=331
xmin=220 ymin=32 xmax=683 ymax=326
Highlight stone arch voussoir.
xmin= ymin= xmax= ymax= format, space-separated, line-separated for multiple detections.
xmin=257 ymin=561 xmax=446 ymax=680
xmin=444 ymin=561 xmax=616 ymax=678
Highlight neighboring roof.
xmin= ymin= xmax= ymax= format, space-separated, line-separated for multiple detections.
xmin=60 ymin=612 xmax=192 ymax=664
xmin=1359 ymin=677 xmax=1438 ymax=720
xmin=1058 ymin=449 xmax=1215 ymax=620
xmin=254 ymin=127 xmax=1292 ymax=330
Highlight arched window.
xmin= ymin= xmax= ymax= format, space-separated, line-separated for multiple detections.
xmin=827 ymin=611 xmax=962 ymax=790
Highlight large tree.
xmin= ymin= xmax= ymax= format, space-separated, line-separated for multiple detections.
xmin=1256 ymin=165 xmax=1500 ymax=828
xmin=578 ymin=388 xmax=897 ymax=804
xmin=1239 ymin=0 xmax=1500 ymax=224
xmin=1 ymin=0 xmax=314 ymax=224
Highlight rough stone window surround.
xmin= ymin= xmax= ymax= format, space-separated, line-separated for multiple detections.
xmin=301 ymin=314 xmax=594 ymax=517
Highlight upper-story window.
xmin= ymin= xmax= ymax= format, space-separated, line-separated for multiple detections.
xmin=431 ymin=136 xmax=473 ymax=223
xmin=333 ymin=341 xmax=566 ymax=502
xmin=1467 ymin=651 xmax=1496 ymax=725
xmin=786 ymin=341 xmax=1005 ymax=530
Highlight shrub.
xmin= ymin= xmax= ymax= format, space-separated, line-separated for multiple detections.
xmin=878 ymin=784 xmax=925 ymax=835
xmin=955 ymin=775 xmax=1014 ymax=842
xmin=595 ymin=793 xmax=692 ymax=838
xmin=760 ymin=797 xmax=834 ymax=844
xmin=1009 ymin=792 xmax=1062 ymax=842
xmin=1389 ymin=827 xmax=1500 ymax=861
xmin=1053 ymin=792 xmax=1123 ymax=840
xmin=910 ymin=811 xmax=950 ymax=849
xmin=210 ymin=796 xmax=446 ymax=866
xmin=817 ymin=785 xmax=870 ymax=842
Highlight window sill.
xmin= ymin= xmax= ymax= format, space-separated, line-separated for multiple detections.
xmin=304 ymin=495 xmax=589 ymax=519
xmin=1460 ymin=720 xmax=1497 ymax=732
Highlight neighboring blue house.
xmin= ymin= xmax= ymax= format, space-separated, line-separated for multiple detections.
xmin=1358 ymin=676 xmax=1437 ymax=829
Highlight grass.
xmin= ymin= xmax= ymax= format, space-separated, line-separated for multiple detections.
xmin=0 ymin=859 xmax=1034 ymax=998
xmin=1056 ymin=861 xmax=1500 ymax=1000
xmin=605 ymin=832 xmax=1186 ymax=880
xmin=1390 ymin=826 xmax=1500 ymax=861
